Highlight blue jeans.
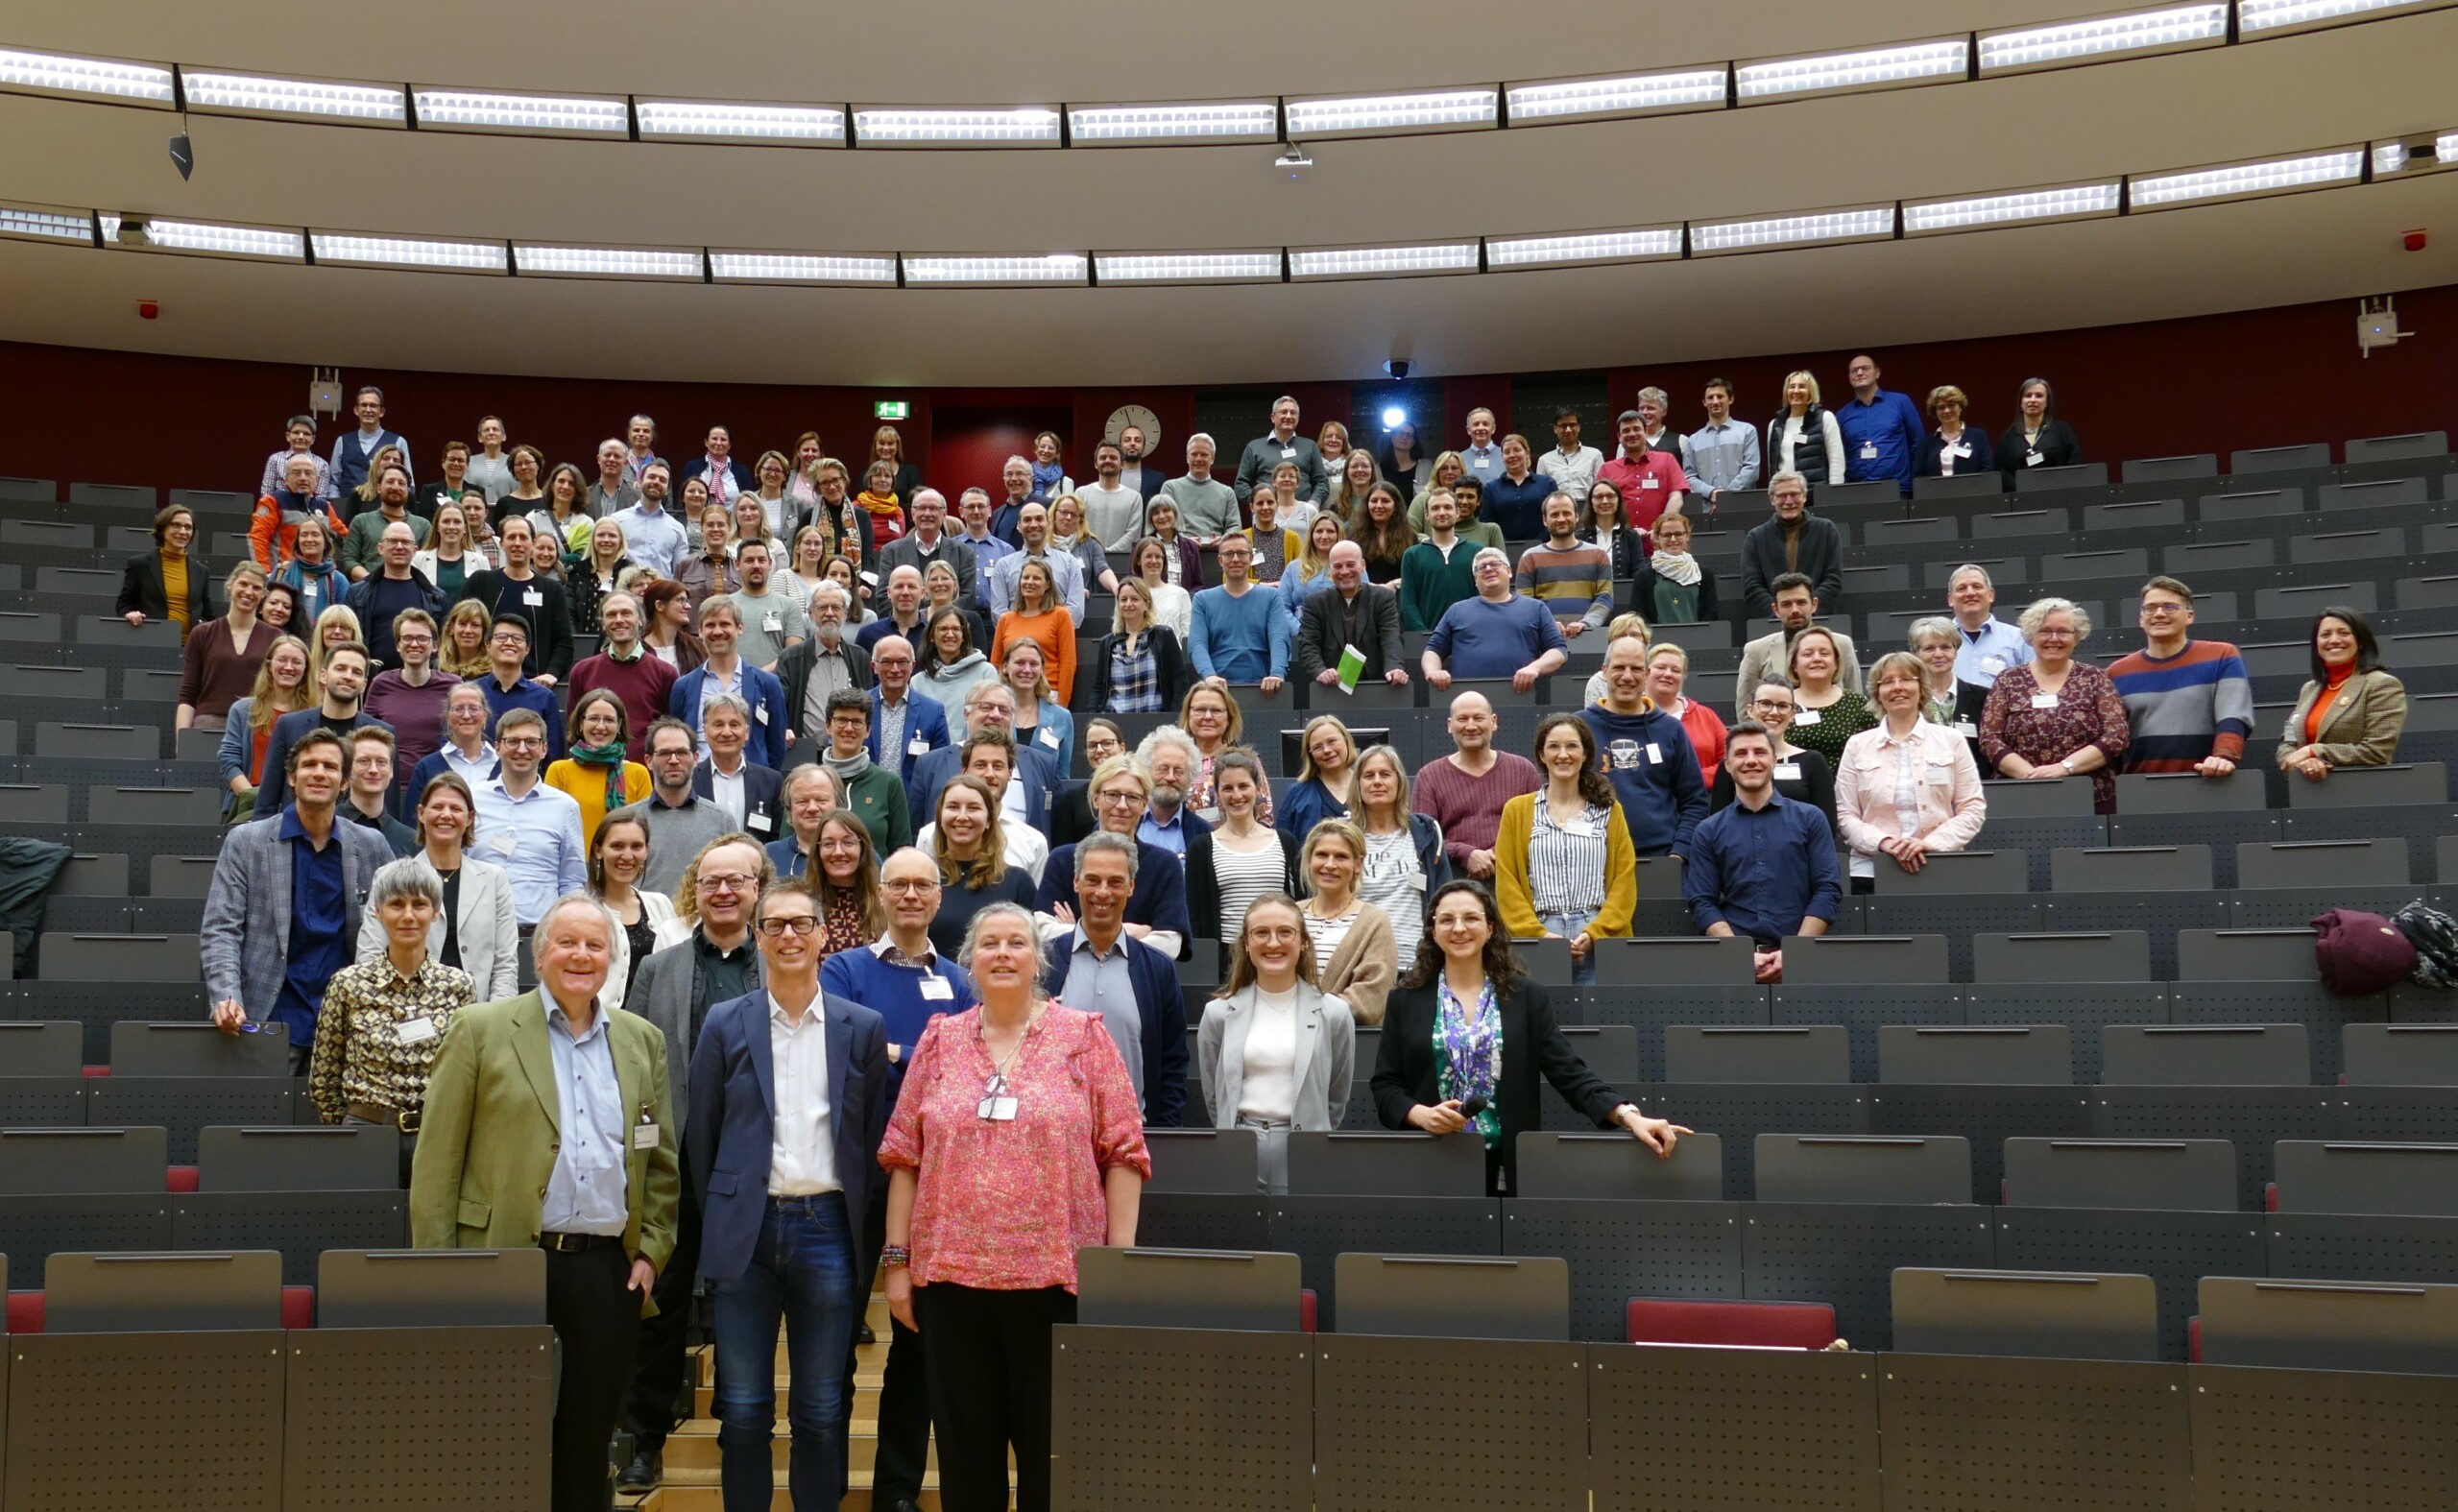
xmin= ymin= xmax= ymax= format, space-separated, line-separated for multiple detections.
xmin=1540 ymin=909 xmax=1601 ymax=984
xmin=711 ymin=1193 xmax=859 ymax=1512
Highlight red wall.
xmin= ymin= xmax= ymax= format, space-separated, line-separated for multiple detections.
xmin=3 ymin=283 xmax=2452 ymax=499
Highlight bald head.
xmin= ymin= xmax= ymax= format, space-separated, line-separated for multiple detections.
xmin=1446 ymin=689 xmax=1498 ymax=756
xmin=1329 ymin=540 xmax=1365 ymax=592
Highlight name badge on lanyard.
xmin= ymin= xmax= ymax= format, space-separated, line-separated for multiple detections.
xmin=978 ymin=1073 xmax=1018 ymax=1121
xmin=2031 ymin=693 xmax=2060 ymax=710
xmin=1861 ymin=442 xmax=1878 ymax=460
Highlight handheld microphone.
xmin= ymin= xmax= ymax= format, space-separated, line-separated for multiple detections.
xmin=1457 ymin=1096 xmax=1488 ymax=1120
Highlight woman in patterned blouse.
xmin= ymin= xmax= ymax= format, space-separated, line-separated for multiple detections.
xmin=809 ymin=810 xmax=885 ymax=956
xmin=1785 ymin=625 xmax=1877 ymax=769
xmin=879 ymin=900 xmax=1149 ymax=1512
xmin=1980 ymin=597 xmax=2133 ymax=815
xmin=308 ymin=856 xmax=474 ymax=1184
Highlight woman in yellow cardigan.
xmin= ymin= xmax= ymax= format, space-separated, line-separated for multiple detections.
xmin=2277 ymin=608 xmax=2408 ymax=783
xmin=1494 ymin=712 xmax=1637 ymax=985
xmin=544 ymin=688 xmax=652 ymax=844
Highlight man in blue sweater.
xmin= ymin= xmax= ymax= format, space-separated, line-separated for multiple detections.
xmin=1188 ymin=533 xmax=1289 ymax=693
xmin=1421 ymin=548 xmax=1570 ymax=692
xmin=1837 ymin=353 xmax=1926 ymax=497
xmin=1578 ymin=633 xmax=1708 ymax=858
xmin=816 ymin=845 xmax=976 ymax=1512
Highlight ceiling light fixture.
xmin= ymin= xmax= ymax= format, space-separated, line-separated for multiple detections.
xmin=1736 ymin=39 xmax=1968 ymax=102
xmin=1484 ymin=227 xmax=1682 ymax=268
xmin=1503 ymin=69 xmax=1728 ymax=124
xmin=1903 ymin=180 xmax=2123 ymax=233
xmin=901 ymin=252 xmax=1089 ymax=285
xmin=512 ymin=244 xmax=703 ymax=278
xmin=2236 ymin=0 xmax=2457 ymax=35
xmin=1977 ymin=5 xmax=2229 ymax=71
xmin=182 ymin=71 xmax=406 ymax=123
xmin=0 ymin=201 xmax=94 ymax=245
xmin=109 ymin=217 xmax=305 ymax=260
xmin=2127 ymin=147 xmax=2364 ymax=208
xmin=709 ymin=251 xmax=898 ymax=284
xmin=1289 ymin=240 xmax=1482 ymax=279
xmin=1067 ymin=102 xmax=1280 ymax=144
xmin=310 ymin=232 xmax=507 ymax=273
xmin=637 ymin=100 xmax=846 ymax=144
xmin=1284 ymin=88 xmax=1497 ymax=139
xmin=412 ymin=88 xmax=629 ymax=135
xmin=1092 ymin=251 xmax=1284 ymax=283
xmin=852 ymin=108 xmax=1061 ymax=146
xmin=1691 ymin=205 xmax=1897 ymax=253
xmin=0 ymin=46 xmax=173 ymax=105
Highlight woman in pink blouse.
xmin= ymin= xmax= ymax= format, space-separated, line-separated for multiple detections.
xmin=1836 ymin=653 xmax=1988 ymax=894
xmin=878 ymin=900 xmax=1149 ymax=1512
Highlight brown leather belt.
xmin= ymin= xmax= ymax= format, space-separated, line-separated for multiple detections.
xmin=348 ymin=1100 xmax=422 ymax=1133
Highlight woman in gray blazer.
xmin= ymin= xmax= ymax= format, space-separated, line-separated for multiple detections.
xmin=354 ymin=772 xmax=520 ymax=1002
xmin=1196 ymin=893 xmax=1358 ymax=1193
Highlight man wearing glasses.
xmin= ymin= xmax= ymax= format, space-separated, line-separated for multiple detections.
xmin=2109 ymin=576 xmax=2253 ymax=779
xmin=470 ymin=708 xmax=588 ymax=929
xmin=620 ymin=835 xmax=773 ymax=1493
xmin=478 ymin=613 xmax=566 ymax=761
xmin=1034 ymin=756 xmax=1193 ymax=962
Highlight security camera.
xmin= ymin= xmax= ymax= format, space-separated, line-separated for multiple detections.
xmin=1384 ymin=358 xmax=1411 ymax=380
xmin=1275 ymin=146 xmax=1312 ymax=180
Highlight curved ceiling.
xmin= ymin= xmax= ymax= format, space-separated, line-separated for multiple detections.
xmin=1 ymin=1 xmax=2453 ymax=386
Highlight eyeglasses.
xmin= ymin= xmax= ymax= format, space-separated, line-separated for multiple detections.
xmin=756 ymin=915 xmax=820 ymax=937
xmin=2139 ymin=603 xmax=2187 ymax=617
xmin=1749 ymin=700 xmax=1795 ymax=713
xmin=698 ymin=873 xmax=758 ymax=893
xmin=883 ymin=878 xmax=937 ymax=894
xmin=1096 ymin=789 xmax=1146 ymax=806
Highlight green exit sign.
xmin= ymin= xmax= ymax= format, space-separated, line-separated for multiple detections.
xmin=874 ymin=400 xmax=909 ymax=420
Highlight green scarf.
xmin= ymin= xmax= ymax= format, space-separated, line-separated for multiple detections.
xmin=569 ymin=739 xmax=631 ymax=814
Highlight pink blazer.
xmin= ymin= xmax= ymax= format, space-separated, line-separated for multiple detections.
xmin=1834 ymin=719 xmax=1988 ymax=859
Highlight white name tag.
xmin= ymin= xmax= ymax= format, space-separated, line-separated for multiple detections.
xmin=977 ymin=1095 xmax=1018 ymax=1121
xmin=1566 ymin=818 xmax=1598 ymax=837
xmin=908 ymin=735 xmax=931 ymax=756
xmin=631 ymin=1122 xmax=661 ymax=1150
xmin=1946 ymin=444 xmax=1970 ymax=460
xmin=1038 ymin=727 xmax=1062 ymax=749
xmin=395 ymin=1017 xmax=438 ymax=1045
xmin=1279 ymin=447 xmax=1295 ymax=460
xmin=1860 ymin=443 xmax=1878 ymax=459
xmin=762 ymin=613 xmax=782 ymax=633
xmin=1773 ymin=762 xmax=1801 ymax=781
xmin=2031 ymin=693 xmax=2060 ymax=709
xmin=747 ymin=811 xmax=772 ymax=832
xmin=753 ymin=703 xmax=770 ymax=724
xmin=1794 ymin=708 xmax=1822 ymax=726
xmin=1954 ymin=720 xmax=1979 ymax=738
xmin=1981 ymin=656 xmax=2006 ymax=676
xmin=522 ymin=588 xmax=544 ymax=608
xmin=489 ymin=830 xmax=518 ymax=856
xmin=2027 ymin=450 xmax=2045 ymax=467
xmin=919 ymin=975 xmax=955 ymax=1001
xmin=1645 ymin=742 xmax=1663 ymax=764
xmin=1641 ymin=476 xmax=1660 ymax=489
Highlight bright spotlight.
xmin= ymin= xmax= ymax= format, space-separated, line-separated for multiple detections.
xmin=1381 ymin=405 xmax=1408 ymax=428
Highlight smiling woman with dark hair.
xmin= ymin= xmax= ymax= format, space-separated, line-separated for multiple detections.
xmin=2278 ymin=607 xmax=2406 ymax=782
xmin=1997 ymin=376 xmax=2082 ymax=484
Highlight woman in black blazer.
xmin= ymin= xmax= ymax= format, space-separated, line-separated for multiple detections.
xmin=116 ymin=504 xmax=212 ymax=636
xmin=1996 ymin=377 xmax=2083 ymax=486
xmin=1372 ymin=879 xmax=1688 ymax=1193
xmin=1090 ymin=578 xmax=1193 ymax=713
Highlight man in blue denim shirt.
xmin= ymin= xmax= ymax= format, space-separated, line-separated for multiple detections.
xmin=1836 ymin=354 xmax=1926 ymax=497
xmin=1683 ymin=724 xmax=1840 ymax=984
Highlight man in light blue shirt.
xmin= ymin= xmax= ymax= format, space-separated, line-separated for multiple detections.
xmin=614 ymin=462 xmax=691 ymax=580
xmin=471 ymin=708 xmax=589 ymax=926
xmin=1459 ymin=408 xmax=1505 ymax=485
xmin=1683 ymin=377 xmax=1762 ymax=510
xmin=984 ymin=501 xmax=1088 ymax=621
xmin=1836 ymin=354 xmax=1926 ymax=497
xmin=953 ymin=489 xmax=1017 ymax=611
xmin=1947 ymin=564 xmax=2034 ymax=689
xmin=542 ymin=974 xmax=632 ymax=1236
xmin=1187 ymin=534 xmax=1289 ymax=692
xmin=1420 ymin=548 xmax=1569 ymax=692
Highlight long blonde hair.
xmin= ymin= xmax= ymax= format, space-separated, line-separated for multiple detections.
xmin=306 ymin=604 xmax=362 ymax=690
xmin=1216 ymin=893 xmax=1320 ymax=999
xmin=249 ymin=634 xmax=313 ymax=736
xmin=440 ymin=600 xmax=494 ymax=678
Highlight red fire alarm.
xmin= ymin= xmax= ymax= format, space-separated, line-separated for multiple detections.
xmin=2405 ymin=229 xmax=2429 ymax=252
xmin=136 ymin=300 xmax=159 ymax=320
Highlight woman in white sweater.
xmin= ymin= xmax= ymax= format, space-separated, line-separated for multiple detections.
xmin=1197 ymin=893 xmax=1358 ymax=1193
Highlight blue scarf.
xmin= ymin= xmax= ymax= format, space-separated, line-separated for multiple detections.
xmin=1028 ymin=459 xmax=1064 ymax=502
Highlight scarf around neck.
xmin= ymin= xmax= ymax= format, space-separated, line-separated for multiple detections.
xmin=824 ymin=747 xmax=873 ymax=783
xmin=568 ymin=739 xmax=631 ymax=813
xmin=1648 ymin=548 xmax=1702 ymax=588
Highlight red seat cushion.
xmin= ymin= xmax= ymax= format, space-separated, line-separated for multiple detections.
xmin=2188 ymin=1316 xmax=2202 ymax=1362
xmin=7 ymin=1291 xmax=42 ymax=1334
xmin=1627 ymin=1298 xmax=1838 ymax=1349
xmin=166 ymin=1165 xmax=200 ymax=1193
xmin=281 ymin=1285 xmax=314 ymax=1331
xmin=80 ymin=1066 xmax=108 ymax=1078
xmin=1299 ymin=1288 xmax=1316 ymax=1334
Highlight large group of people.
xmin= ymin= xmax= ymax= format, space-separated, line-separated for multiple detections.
xmin=136 ymin=370 xmax=2427 ymax=1512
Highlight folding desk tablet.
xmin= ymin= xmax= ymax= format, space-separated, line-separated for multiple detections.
xmin=1772 ymin=985 xmax=1958 ymax=1082
xmin=2342 ymin=1023 xmax=2458 ymax=1086
xmin=1754 ymin=1135 xmax=1971 ymax=1207
xmin=1139 ymin=1127 xmax=1262 ymax=1194
xmin=1890 ymin=1268 xmax=2159 ymax=1361
xmin=1076 ymin=1246 xmax=1303 ymax=1332
xmin=2237 ymin=836 xmax=2411 ymax=889
xmin=1878 ymin=1025 xmax=2071 ymax=1086
xmin=2175 ymin=926 xmax=2320 ymax=981
xmin=2272 ymin=1140 xmax=2458 ymax=1216
xmin=1778 ymin=933 xmax=1949 ymax=986
xmin=108 ymin=1019 xmax=293 ymax=1077
xmin=2285 ymin=760 xmax=2447 ymax=808
xmin=2100 ymin=1023 xmax=2311 ymax=1086
xmin=1513 ymin=1130 xmax=1723 ymax=1201
xmin=2197 ymin=1276 xmax=2458 ymax=1373
xmin=1283 ymin=1130 xmax=1486 ymax=1197
xmin=1867 ymin=848 xmax=2026 ymax=895
xmin=1981 ymin=775 xmax=2097 ymax=820
xmin=1973 ymin=930 xmax=2151 ymax=984
xmin=1332 ymin=1253 xmax=1569 ymax=1341
xmin=1664 ymin=1025 xmax=1850 ymax=1084
xmin=41 ymin=1247 xmax=283 ymax=1332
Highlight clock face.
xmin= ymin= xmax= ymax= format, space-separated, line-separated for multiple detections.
xmin=1104 ymin=404 xmax=1163 ymax=455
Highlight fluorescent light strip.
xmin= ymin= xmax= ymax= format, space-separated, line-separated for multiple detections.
xmin=2444 ymin=131 xmax=2458 ymax=164
xmin=637 ymin=100 xmax=845 ymax=143
xmin=2238 ymin=0 xmax=2451 ymax=33
xmin=0 ymin=47 xmax=172 ymax=103
xmin=136 ymin=219 xmax=305 ymax=259
xmin=1068 ymin=102 xmax=1279 ymax=143
xmin=1289 ymin=242 xmax=1480 ymax=279
xmin=1737 ymin=39 xmax=1967 ymax=100
xmin=854 ymin=108 xmax=1060 ymax=145
xmin=2128 ymin=148 xmax=2363 ymax=206
xmin=312 ymin=233 xmax=506 ymax=272
xmin=514 ymin=245 xmax=702 ymax=278
xmin=1285 ymin=89 xmax=1496 ymax=137
xmin=1905 ymin=181 xmax=2122 ymax=232
xmin=1693 ymin=206 xmax=1895 ymax=252
xmin=1486 ymin=228 xmax=1681 ymax=267
xmin=902 ymin=253 xmax=1088 ymax=285
xmin=182 ymin=71 xmax=405 ymax=122
xmin=1506 ymin=69 xmax=1727 ymax=122
xmin=2374 ymin=142 xmax=2411 ymax=173
xmin=1978 ymin=5 xmax=2228 ymax=70
xmin=0 ymin=203 xmax=90 ymax=243
xmin=1094 ymin=251 xmax=1282 ymax=283
xmin=709 ymin=252 xmax=897 ymax=283
xmin=413 ymin=89 xmax=628 ymax=134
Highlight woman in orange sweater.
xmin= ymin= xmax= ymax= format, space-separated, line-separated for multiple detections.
xmin=991 ymin=558 xmax=1076 ymax=710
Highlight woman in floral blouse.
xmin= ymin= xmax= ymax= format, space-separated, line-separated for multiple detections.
xmin=309 ymin=856 xmax=474 ymax=1184
xmin=879 ymin=900 xmax=1148 ymax=1512
xmin=809 ymin=811 xmax=884 ymax=956
xmin=1981 ymin=597 xmax=2133 ymax=815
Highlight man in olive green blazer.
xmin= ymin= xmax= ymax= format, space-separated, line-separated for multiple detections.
xmin=410 ymin=894 xmax=679 ymax=1512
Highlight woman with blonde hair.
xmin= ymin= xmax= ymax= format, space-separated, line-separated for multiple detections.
xmin=275 ymin=513 xmax=349 ymax=623
xmin=1279 ymin=713 xmax=1357 ymax=840
xmin=1296 ymin=818 xmax=1398 ymax=1025
xmin=1766 ymin=371 xmax=1844 ymax=487
xmin=1129 ymin=536 xmax=1193 ymax=640
xmin=991 ymin=559 xmax=1075 ymax=707
xmin=1276 ymin=514 xmax=1346 ymax=633
xmin=438 ymin=599 xmax=494 ymax=679
xmin=1198 ymin=892 xmax=1357 ymax=1192
xmin=178 ymin=560 xmax=275 ymax=732
xmin=566 ymin=517 xmax=634 ymax=637
xmin=305 ymin=603 xmax=363 ymax=690
xmin=1407 ymin=449 xmax=1469 ymax=524
xmin=1001 ymin=637 xmax=1075 ymax=767
xmin=1351 ymin=744 xmax=1450 ymax=973
xmin=1180 ymin=678 xmax=1264 ymax=822
xmin=1840 ymin=651 xmax=1988 ymax=892
xmin=217 ymin=632 xmax=311 ymax=822
xmin=1323 ymin=447 xmax=1382 ymax=528
xmin=410 ymin=496 xmax=490 ymax=600
xmin=1092 ymin=577 xmax=1191 ymax=715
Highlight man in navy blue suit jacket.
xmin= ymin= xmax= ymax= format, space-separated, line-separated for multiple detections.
xmin=1040 ymin=831 xmax=1188 ymax=1125
xmin=687 ymin=883 xmax=888 ymax=1511
xmin=862 ymin=639 xmax=950 ymax=785
xmin=905 ymin=683 xmax=1058 ymax=837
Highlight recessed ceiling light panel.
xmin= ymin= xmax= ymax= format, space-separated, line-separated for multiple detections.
xmin=1692 ymin=205 xmax=1896 ymax=253
xmin=413 ymin=88 xmax=629 ymax=135
xmin=1289 ymin=241 xmax=1481 ymax=279
xmin=853 ymin=108 xmax=1061 ymax=146
xmin=1284 ymin=88 xmax=1497 ymax=138
xmin=1737 ymin=39 xmax=1967 ymax=101
xmin=2127 ymin=147 xmax=2364 ymax=208
xmin=709 ymin=251 xmax=898 ymax=283
xmin=1978 ymin=5 xmax=2229 ymax=71
xmin=902 ymin=253 xmax=1089 ymax=285
xmin=513 ymin=244 xmax=704 ymax=278
xmin=1485 ymin=227 xmax=1682 ymax=268
xmin=311 ymin=232 xmax=507 ymax=272
xmin=1904 ymin=181 xmax=2123 ymax=233
xmin=1504 ymin=69 xmax=1727 ymax=123
xmin=0 ymin=202 xmax=94 ymax=245
xmin=0 ymin=47 xmax=173 ymax=105
xmin=2237 ymin=0 xmax=2456 ymax=36
xmin=1093 ymin=251 xmax=1283 ymax=283
xmin=183 ymin=71 xmax=406 ymax=123
xmin=637 ymin=100 xmax=846 ymax=144
xmin=1067 ymin=102 xmax=1280 ymax=144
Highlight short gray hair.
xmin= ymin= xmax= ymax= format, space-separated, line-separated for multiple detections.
xmin=811 ymin=581 xmax=851 ymax=612
xmin=1636 ymin=386 xmax=1669 ymax=408
xmin=1768 ymin=469 xmax=1809 ymax=496
xmin=1188 ymin=431 xmax=1216 ymax=452
xmin=368 ymin=856 xmax=444 ymax=914
xmin=1908 ymin=615 xmax=1960 ymax=650
xmin=704 ymin=691 xmax=752 ymax=723
xmin=2017 ymin=596 xmax=2091 ymax=641
xmin=698 ymin=592 xmax=741 ymax=626
xmin=531 ymin=892 xmax=616 ymax=975
xmin=1472 ymin=546 xmax=1511 ymax=574
xmin=1135 ymin=723 xmax=1200 ymax=774
xmin=1074 ymin=829 xmax=1142 ymax=883
xmin=1948 ymin=563 xmax=1995 ymax=591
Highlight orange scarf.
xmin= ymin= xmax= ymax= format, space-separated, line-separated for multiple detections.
xmin=856 ymin=489 xmax=902 ymax=517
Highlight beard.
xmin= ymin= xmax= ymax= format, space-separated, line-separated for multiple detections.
xmin=1150 ymin=781 xmax=1186 ymax=810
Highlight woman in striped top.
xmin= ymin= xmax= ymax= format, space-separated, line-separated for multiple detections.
xmin=1297 ymin=819 xmax=1397 ymax=1025
xmin=1186 ymin=750 xmax=1297 ymax=946
xmin=1494 ymin=713 xmax=1638 ymax=985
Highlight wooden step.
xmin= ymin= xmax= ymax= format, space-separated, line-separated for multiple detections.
xmin=663 ymin=1422 xmax=937 ymax=1476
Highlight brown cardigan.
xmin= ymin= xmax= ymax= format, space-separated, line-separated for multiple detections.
xmin=2276 ymin=668 xmax=2406 ymax=771
xmin=177 ymin=614 xmax=278 ymax=720
xmin=1311 ymin=899 xmax=1397 ymax=1026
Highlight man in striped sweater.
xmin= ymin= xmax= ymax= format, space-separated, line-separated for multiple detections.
xmin=2107 ymin=575 xmax=2253 ymax=778
xmin=1512 ymin=491 xmax=1614 ymax=640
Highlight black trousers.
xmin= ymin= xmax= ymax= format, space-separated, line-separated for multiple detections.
xmin=619 ymin=1164 xmax=703 ymax=1454
xmin=850 ymin=1186 xmax=931 ymax=1502
xmin=546 ymin=1243 xmax=641 ymax=1512
xmin=913 ymin=1284 xmax=1075 ymax=1512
